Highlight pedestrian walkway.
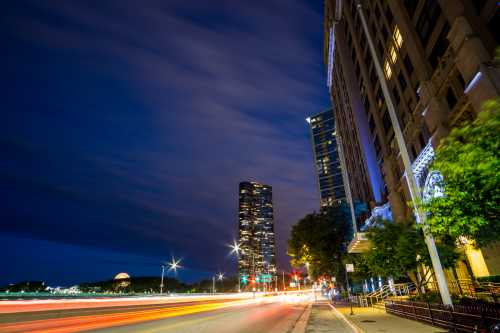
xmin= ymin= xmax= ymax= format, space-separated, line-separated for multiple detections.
xmin=333 ymin=305 xmax=445 ymax=333
xmin=303 ymin=299 xmax=445 ymax=333
xmin=305 ymin=300 xmax=354 ymax=333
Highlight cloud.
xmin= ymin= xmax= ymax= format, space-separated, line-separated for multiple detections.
xmin=1 ymin=0 xmax=329 ymax=280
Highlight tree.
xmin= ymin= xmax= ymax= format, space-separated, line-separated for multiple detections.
xmin=424 ymin=99 xmax=500 ymax=247
xmin=287 ymin=203 xmax=352 ymax=281
xmin=362 ymin=221 xmax=459 ymax=294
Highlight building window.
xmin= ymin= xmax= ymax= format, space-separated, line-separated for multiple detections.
xmin=385 ymin=6 xmax=393 ymax=25
xmin=369 ymin=114 xmax=376 ymax=133
xmin=416 ymin=1 xmax=441 ymax=46
xmin=382 ymin=25 xmax=388 ymax=41
xmin=404 ymin=54 xmax=414 ymax=75
xmin=370 ymin=67 xmax=377 ymax=88
xmin=404 ymin=0 xmax=418 ymax=18
xmin=392 ymin=87 xmax=400 ymax=105
xmin=429 ymin=23 xmax=450 ymax=70
xmin=376 ymin=88 xmax=384 ymax=108
xmin=393 ymin=25 xmax=403 ymax=48
xmin=384 ymin=59 xmax=392 ymax=79
xmin=389 ymin=45 xmax=397 ymax=63
xmin=377 ymin=41 xmax=384 ymax=59
xmin=382 ymin=112 xmax=391 ymax=132
xmin=398 ymin=72 xmax=407 ymax=91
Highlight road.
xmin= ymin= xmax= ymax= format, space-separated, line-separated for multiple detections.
xmin=0 ymin=294 xmax=311 ymax=333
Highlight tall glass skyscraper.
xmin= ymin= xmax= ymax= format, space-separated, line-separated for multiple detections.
xmin=238 ymin=181 xmax=276 ymax=278
xmin=307 ymin=109 xmax=346 ymax=207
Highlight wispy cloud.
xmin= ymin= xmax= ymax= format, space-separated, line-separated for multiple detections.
xmin=1 ymin=0 xmax=329 ymax=279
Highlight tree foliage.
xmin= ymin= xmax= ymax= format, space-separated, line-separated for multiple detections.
xmin=424 ymin=100 xmax=500 ymax=247
xmin=361 ymin=221 xmax=459 ymax=292
xmin=287 ymin=204 xmax=352 ymax=281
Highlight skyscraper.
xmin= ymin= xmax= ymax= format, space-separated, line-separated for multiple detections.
xmin=307 ymin=109 xmax=346 ymax=208
xmin=237 ymin=181 xmax=276 ymax=278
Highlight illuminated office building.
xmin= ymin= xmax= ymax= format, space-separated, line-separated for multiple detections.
xmin=237 ymin=181 xmax=276 ymax=277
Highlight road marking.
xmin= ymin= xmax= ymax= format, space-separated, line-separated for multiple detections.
xmin=328 ymin=303 xmax=364 ymax=333
xmin=290 ymin=302 xmax=312 ymax=333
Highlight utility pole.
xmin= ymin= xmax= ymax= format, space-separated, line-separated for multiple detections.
xmin=282 ymin=271 xmax=285 ymax=291
xmin=212 ymin=276 xmax=215 ymax=294
xmin=355 ymin=1 xmax=452 ymax=306
xmin=160 ymin=265 xmax=165 ymax=294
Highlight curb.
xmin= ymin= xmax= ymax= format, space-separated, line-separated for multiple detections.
xmin=291 ymin=302 xmax=312 ymax=333
xmin=328 ymin=303 xmax=365 ymax=333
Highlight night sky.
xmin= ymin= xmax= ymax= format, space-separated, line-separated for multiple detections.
xmin=1 ymin=0 xmax=330 ymax=286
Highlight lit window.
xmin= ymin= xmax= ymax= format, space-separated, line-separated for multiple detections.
xmin=389 ymin=45 xmax=397 ymax=63
xmin=384 ymin=60 xmax=392 ymax=79
xmin=393 ymin=26 xmax=403 ymax=48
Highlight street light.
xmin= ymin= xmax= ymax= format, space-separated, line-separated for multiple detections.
xmin=229 ymin=241 xmax=242 ymax=292
xmin=217 ymin=272 xmax=225 ymax=293
xmin=160 ymin=257 xmax=181 ymax=294
xmin=229 ymin=241 xmax=240 ymax=255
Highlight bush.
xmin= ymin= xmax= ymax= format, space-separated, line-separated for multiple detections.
xmin=408 ymin=292 xmax=442 ymax=304
xmin=477 ymin=275 xmax=500 ymax=283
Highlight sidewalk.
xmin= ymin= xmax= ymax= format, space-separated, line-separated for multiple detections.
xmin=335 ymin=305 xmax=445 ymax=333
xmin=304 ymin=300 xmax=445 ymax=333
xmin=304 ymin=300 xmax=355 ymax=333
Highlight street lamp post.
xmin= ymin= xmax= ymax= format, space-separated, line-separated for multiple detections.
xmin=355 ymin=1 xmax=452 ymax=306
xmin=230 ymin=242 xmax=241 ymax=292
xmin=160 ymin=257 xmax=181 ymax=295
xmin=160 ymin=265 xmax=165 ymax=294
xmin=217 ymin=272 xmax=224 ymax=293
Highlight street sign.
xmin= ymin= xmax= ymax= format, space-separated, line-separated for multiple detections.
xmin=260 ymin=274 xmax=272 ymax=283
xmin=346 ymin=264 xmax=354 ymax=272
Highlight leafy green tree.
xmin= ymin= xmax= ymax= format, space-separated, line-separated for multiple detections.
xmin=362 ymin=221 xmax=459 ymax=293
xmin=424 ymin=99 xmax=500 ymax=247
xmin=288 ymin=204 xmax=352 ymax=282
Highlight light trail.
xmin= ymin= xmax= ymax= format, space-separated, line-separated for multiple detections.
xmin=0 ymin=293 xmax=252 ymax=314
xmin=0 ymin=293 xmax=313 ymax=333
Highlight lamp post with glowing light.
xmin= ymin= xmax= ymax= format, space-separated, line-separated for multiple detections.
xmin=229 ymin=241 xmax=242 ymax=292
xmin=217 ymin=272 xmax=225 ymax=293
xmin=160 ymin=257 xmax=181 ymax=294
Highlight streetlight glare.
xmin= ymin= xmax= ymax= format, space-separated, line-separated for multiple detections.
xmin=229 ymin=241 xmax=241 ymax=255
xmin=217 ymin=272 xmax=225 ymax=281
xmin=167 ymin=258 xmax=181 ymax=273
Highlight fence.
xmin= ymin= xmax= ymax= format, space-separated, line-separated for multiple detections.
xmin=385 ymin=300 xmax=500 ymax=332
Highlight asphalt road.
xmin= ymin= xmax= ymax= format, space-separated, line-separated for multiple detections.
xmin=93 ymin=299 xmax=308 ymax=333
xmin=0 ymin=294 xmax=311 ymax=333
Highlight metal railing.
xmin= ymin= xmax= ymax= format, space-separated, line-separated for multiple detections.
xmin=426 ymin=279 xmax=500 ymax=303
xmin=385 ymin=299 xmax=500 ymax=332
xmin=365 ymin=283 xmax=416 ymax=305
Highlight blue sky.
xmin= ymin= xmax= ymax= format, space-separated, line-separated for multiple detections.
xmin=0 ymin=0 xmax=330 ymax=285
